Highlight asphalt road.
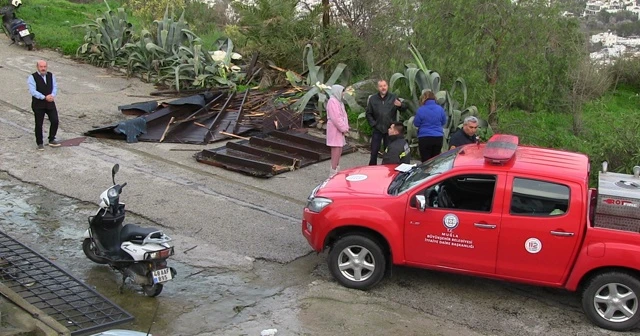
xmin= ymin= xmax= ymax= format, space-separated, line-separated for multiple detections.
xmin=0 ymin=43 xmax=636 ymax=336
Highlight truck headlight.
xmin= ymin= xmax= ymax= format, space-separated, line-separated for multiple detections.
xmin=307 ymin=197 xmax=332 ymax=213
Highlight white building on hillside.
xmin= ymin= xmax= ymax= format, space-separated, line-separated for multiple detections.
xmin=591 ymin=31 xmax=619 ymax=46
xmin=583 ymin=0 xmax=639 ymax=16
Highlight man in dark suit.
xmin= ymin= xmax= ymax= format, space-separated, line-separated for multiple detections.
xmin=28 ymin=60 xmax=61 ymax=151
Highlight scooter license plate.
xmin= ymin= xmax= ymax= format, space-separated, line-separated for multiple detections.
xmin=18 ymin=29 xmax=29 ymax=37
xmin=152 ymin=268 xmax=172 ymax=284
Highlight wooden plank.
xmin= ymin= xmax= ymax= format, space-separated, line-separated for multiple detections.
xmin=220 ymin=131 xmax=249 ymax=140
xmin=159 ymin=116 xmax=175 ymax=142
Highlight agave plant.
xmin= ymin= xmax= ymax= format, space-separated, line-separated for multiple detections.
xmin=290 ymin=44 xmax=361 ymax=117
xmin=125 ymin=29 xmax=161 ymax=81
xmin=357 ymin=43 xmax=492 ymax=152
xmin=163 ymin=43 xmax=210 ymax=90
xmin=151 ymin=5 xmax=199 ymax=55
xmin=159 ymin=38 xmax=246 ymax=91
xmin=75 ymin=0 xmax=134 ymax=67
xmin=207 ymin=38 xmax=245 ymax=87
xmin=125 ymin=4 xmax=199 ymax=76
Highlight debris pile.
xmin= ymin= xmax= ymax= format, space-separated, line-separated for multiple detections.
xmin=85 ymin=87 xmax=308 ymax=144
xmin=83 ymin=83 xmax=357 ymax=178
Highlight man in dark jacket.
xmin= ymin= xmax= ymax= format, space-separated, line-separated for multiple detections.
xmin=449 ymin=116 xmax=479 ymax=150
xmin=366 ymin=79 xmax=407 ymax=165
xmin=28 ymin=60 xmax=61 ymax=151
xmin=382 ymin=122 xmax=411 ymax=165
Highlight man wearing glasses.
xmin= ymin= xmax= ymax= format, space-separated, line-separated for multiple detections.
xmin=449 ymin=116 xmax=479 ymax=150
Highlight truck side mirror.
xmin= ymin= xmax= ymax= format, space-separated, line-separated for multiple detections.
xmin=415 ymin=195 xmax=427 ymax=212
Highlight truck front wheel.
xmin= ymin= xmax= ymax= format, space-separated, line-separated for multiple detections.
xmin=328 ymin=235 xmax=386 ymax=290
xmin=582 ymin=272 xmax=640 ymax=331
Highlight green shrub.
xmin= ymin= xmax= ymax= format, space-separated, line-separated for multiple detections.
xmin=498 ymin=87 xmax=640 ymax=186
xmin=609 ymin=56 xmax=640 ymax=91
xmin=124 ymin=0 xmax=185 ymax=24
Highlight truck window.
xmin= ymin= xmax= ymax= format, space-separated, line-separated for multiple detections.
xmin=392 ymin=149 xmax=458 ymax=195
xmin=423 ymin=174 xmax=497 ymax=212
xmin=510 ymin=178 xmax=570 ymax=216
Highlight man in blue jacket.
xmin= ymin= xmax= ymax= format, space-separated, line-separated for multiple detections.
xmin=413 ymin=91 xmax=447 ymax=162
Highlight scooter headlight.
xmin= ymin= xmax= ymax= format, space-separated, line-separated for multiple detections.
xmin=107 ymin=188 xmax=118 ymax=198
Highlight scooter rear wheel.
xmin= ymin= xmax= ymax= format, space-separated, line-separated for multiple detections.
xmin=142 ymin=284 xmax=163 ymax=297
xmin=82 ymin=238 xmax=109 ymax=264
xmin=23 ymin=35 xmax=33 ymax=50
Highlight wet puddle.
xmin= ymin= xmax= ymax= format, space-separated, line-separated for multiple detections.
xmin=0 ymin=172 xmax=307 ymax=335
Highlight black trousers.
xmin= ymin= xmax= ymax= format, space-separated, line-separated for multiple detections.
xmin=369 ymin=129 xmax=389 ymax=165
xmin=418 ymin=136 xmax=443 ymax=162
xmin=33 ymin=106 xmax=59 ymax=145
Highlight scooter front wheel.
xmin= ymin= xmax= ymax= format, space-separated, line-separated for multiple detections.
xmin=82 ymin=238 xmax=109 ymax=264
xmin=142 ymin=284 xmax=163 ymax=297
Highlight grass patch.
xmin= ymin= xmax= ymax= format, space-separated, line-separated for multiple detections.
xmin=18 ymin=0 xmax=224 ymax=56
xmin=17 ymin=0 xmax=135 ymax=55
xmin=499 ymin=86 xmax=640 ymax=185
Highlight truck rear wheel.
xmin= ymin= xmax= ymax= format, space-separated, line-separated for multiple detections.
xmin=582 ymin=272 xmax=640 ymax=331
xmin=328 ymin=235 xmax=386 ymax=290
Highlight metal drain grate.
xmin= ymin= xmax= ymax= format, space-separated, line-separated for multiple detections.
xmin=0 ymin=230 xmax=134 ymax=335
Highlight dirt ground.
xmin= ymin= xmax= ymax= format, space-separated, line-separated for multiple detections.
xmin=0 ymin=44 xmax=635 ymax=336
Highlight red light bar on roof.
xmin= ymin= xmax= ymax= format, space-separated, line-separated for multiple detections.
xmin=484 ymin=134 xmax=519 ymax=165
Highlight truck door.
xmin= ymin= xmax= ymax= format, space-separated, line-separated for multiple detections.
xmin=496 ymin=176 xmax=583 ymax=285
xmin=405 ymin=173 xmax=506 ymax=274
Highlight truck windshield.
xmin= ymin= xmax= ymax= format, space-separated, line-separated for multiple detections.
xmin=388 ymin=148 xmax=458 ymax=195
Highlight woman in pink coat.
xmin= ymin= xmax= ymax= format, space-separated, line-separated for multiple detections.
xmin=326 ymin=84 xmax=350 ymax=177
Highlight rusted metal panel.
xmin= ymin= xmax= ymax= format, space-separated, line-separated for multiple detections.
xmin=270 ymin=130 xmax=328 ymax=150
xmin=226 ymin=141 xmax=300 ymax=168
xmin=249 ymin=137 xmax=323 ymax=161
xmin=195 ymin=130 xmax=356 ymax=178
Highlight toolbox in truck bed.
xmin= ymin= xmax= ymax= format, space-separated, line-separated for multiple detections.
xmin=594 ymin=170 xmax=640 ymax=232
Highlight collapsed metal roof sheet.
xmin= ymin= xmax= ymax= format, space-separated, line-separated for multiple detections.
xmin=195 ymin=129 xmax=356 ymax=178
xmin=85 ymin=89 xmax=305 ymax=144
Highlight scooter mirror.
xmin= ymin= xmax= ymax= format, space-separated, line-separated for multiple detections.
xmin=112 ymin=164 xmax=119 ymax=184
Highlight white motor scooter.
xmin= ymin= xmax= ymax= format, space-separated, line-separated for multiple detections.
xmin=82 ymin=164 xmax=177 ymax=297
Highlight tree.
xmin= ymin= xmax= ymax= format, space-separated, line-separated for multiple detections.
xmin=231 ymin=0 xmax=321 ymax=70
xmin=407 ymin=0 xmax=584 ymax=125
xmin=330 ymin=0 xmax=390 ymax=38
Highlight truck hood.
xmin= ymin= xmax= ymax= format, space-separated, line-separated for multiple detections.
xmin=315 ymin=165 xmax=399 ymax=197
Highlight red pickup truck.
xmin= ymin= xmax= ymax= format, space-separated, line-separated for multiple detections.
xmin=302 ymin=134 xmax=640 ymax=331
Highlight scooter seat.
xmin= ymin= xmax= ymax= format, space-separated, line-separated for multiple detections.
xmin=120 ymin=224 xmax=161 ymax=243
xmin=9 ymin=19 xmax=24 ymax=30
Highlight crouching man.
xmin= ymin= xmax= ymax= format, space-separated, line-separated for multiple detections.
xmin=382 ymin=122 xmax=411 ymax=165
